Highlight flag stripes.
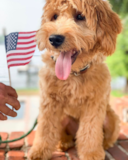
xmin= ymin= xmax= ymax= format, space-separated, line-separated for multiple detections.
xmin=18 ymin=35 xmax=35 ymax=39
xmin=6 ymin=51 xmax=35 ymax=57
xmin=18 ymin=38 xmax=35 ymax=42
xmin=17 ymin=40 xmax=35 ymax=45
xmin=7 ymin=56 xmax=33 ymax=63
xmin=7 ymin=53 xmax=34 ymax=60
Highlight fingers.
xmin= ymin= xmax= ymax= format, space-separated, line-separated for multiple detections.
xmin=0 ymin=112 xmax=7 ymax=121
xmin=0 ymin=105 xmax=17 ymax=117
xmin=0 ymin=83 xmax=20 ymax=120
xmin=0 ymin=83 xmax=18 ymax=98
xmin=6 ymin=96 xmax=20 ymax=110
xmin=5 ymin=85 xmax=18 ymax=98
xmin=0 ymin=83 xmax=6 ymax=90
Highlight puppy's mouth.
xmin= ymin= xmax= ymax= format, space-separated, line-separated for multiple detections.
xmin=55 ymin=49 xmax=79 ymax=80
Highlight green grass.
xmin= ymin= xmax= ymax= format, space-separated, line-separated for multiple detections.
xmin=111 ymin=90 xmax=128 ymax=97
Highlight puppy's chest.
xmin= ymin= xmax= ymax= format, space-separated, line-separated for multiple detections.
xmin=50 ymin=81 xmax=88 ymax=119
xmin=47 ymin=78 xmax=90 ymax=105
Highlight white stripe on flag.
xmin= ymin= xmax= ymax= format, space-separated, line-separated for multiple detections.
xmin=7 ymin=53 xmax=34 ymax=60
xmin=18 ymin=32 xmax=36 ymax=37
xmin=17 ymin=37 xmax=36 ymax=43
xmin=7 ymin=48 xmax=36 ymax=55
xmin=17 ymin=42 xmax=36 ymax=48
xmin=7 ymin=59 xmax=32 ymax=66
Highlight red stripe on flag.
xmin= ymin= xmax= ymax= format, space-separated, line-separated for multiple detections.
xmin=16 ymin=45 xmax=36 ymax=50
xmin=19 ymin=31 xmax=36 ymax=34
xmin=17 ymin=40 xmax=35 ymax=45
xmin=8 ymin=62 xmax=30 ymax=68
xmin=18 ymin=35 xmax=35 ymax=39
xmin=7 ymin=51 xmax=35 ymax=57
xmin=7 ymin=56 xmax=33 ymax=63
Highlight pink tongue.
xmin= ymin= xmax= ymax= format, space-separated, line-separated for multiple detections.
xmin=55 ymin=51 xmax=72 ymax=80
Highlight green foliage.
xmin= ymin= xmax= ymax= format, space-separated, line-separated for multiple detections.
xmin=111 ymin=90 xmax=126 ymax=97
xmin=109 ymin=0 xmax=128 ymax=16
xmin=106 ymin=17 xmax=128 ymax=79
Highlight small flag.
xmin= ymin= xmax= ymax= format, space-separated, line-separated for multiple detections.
xmin=5 ymin=31 xmax=37 ymax=68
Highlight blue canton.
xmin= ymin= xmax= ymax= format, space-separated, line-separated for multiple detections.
xmin=5 ymin=32 xmax=19 ymax=53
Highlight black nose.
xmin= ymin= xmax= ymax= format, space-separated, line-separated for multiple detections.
xmin=49 ymin=35 xmax=65 ymax=47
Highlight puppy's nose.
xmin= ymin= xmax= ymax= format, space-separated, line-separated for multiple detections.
xmin=49 ymin=35 xmax=65 ymax=47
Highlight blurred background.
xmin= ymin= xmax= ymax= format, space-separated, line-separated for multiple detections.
xmin=0 ymin=0 xmax=128 ymax=132
xmin=0 ymin=0 xmax=44 ymax=132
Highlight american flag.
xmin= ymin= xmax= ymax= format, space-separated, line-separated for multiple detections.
xmin=5 ymin=31 xmax=37 ymax=68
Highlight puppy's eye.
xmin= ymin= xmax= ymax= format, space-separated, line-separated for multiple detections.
xmin=76 ymin=14 xmax=85 ymax=21
xmin=52 ymin=14 xmax=58 ymax=21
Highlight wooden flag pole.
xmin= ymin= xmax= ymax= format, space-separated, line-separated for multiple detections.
xmin=8 ymin=68 xmax=11 ymax=86
xmin=3 ymin=28 xmax=12 ymax=86
xmin=8 ymin=67 xmax=14 ymax=111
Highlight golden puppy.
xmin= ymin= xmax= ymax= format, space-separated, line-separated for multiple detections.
xmin=29 ymin=0 xmax=122 ymax=160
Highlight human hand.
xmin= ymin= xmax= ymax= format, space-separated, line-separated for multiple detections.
xmin=0 ymin=83 xmax=20 ymax=120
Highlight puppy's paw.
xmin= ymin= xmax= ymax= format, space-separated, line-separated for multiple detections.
xmin=57 ymin=140 xmax=74 ymax=152
xmin=29 ymin=147 xmax=51 ymax=160
xmin=103 ymin=139 xmax=114 ymax=150
xmin=57 ymin=135 xmax=74 ymax=151
xmin=80 ymin=150 xmax=105 ymax=160
xmin=29 ymin=147 xmax=42 ymax=160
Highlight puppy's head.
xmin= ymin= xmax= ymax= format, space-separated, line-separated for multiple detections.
xmin=37 ymin=0 xmax=122 ymax=80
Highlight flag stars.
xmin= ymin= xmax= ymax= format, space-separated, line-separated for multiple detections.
xmin=5 ymin=32 xmax=18 ymax=52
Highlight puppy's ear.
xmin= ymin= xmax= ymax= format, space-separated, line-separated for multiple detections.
xmin=36 ymin=29 xmax=46 ymax=51
xmin=96 ymin=1 xmax=122 ymax=56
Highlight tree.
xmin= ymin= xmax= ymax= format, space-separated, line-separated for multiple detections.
xmin=109 ymin=0 xmax=128 ymax=17
xmin=106 ymin=17 xmax=128 ymax=91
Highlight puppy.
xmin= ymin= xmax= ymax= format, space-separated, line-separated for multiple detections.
xmin=29 ymin=0 xmax=122 ymax=160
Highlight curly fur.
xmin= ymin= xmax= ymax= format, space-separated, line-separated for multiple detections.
xmin=29 ymin=0 xmax=122 ymax=160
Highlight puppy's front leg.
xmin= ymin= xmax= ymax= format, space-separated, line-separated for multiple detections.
xmin=29 ymin=100 xmax=62 ymax=160
xmin=76 ymin=101 xmax=106 ymax=160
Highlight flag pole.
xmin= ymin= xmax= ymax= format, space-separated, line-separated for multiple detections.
xmin=4 ymin=29 xmax=13 ymax=111
xmin=8 ymin=68 xmax=11 ymax=86
xmin=8 ymin=68 xmax=13 ymax=111
xmin=3 ymin=28 xmax=12 ymax=86
xmin=8 ymin=67 xmax=13 ymax=111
